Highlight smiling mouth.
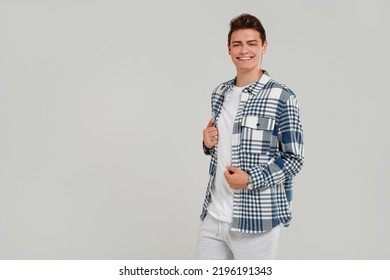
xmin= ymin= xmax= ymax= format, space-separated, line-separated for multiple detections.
xmin=238 ymin=57 xmax=253 ymax=61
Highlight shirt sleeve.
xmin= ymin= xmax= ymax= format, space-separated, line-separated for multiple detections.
xmin=247 ymin=94 xmax=304 ymax=190
xmin=203 ymin=141 xmax=213 ymax=155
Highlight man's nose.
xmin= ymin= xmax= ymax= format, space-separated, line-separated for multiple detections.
xmin=240 ymin=45 xmax=249 ymax=54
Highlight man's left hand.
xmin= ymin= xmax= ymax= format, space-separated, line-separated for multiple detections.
xmin=224 ymin=166 xmax=249 ymax=190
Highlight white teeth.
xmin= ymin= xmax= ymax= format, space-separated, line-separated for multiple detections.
xmin=239 ymin=57 xmax=251 ymax=60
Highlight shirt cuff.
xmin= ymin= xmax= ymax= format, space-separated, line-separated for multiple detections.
xmin=247 ymin=175 xmax=254 ymax=190
xmin=203 ymin=141 xmax=213 ymax=155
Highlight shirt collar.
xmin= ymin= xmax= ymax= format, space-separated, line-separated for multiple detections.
xmin=224 ymin=70 xmax=271 ymax=95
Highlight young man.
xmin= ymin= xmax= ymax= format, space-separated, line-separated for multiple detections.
xmin=196 ymin=14 xmax=304 ymax=260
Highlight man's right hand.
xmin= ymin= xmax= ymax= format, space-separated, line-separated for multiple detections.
xmin=203 ymin=117 xmax=219 ymax=149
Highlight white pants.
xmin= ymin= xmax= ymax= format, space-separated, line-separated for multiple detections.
xmin=196 ymin=214 xmax=280 ymax=260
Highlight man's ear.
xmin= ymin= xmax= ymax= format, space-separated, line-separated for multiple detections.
xmin=261 ymin=40 xmax=268 ymax=55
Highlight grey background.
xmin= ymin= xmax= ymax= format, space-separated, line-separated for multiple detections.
xmin=0 ymin=0 xmax=389 ymax=259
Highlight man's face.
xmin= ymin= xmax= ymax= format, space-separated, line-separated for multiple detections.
xmin=228 ymin=28 xmax=267 ymax=73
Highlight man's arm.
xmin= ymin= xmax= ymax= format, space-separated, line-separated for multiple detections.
xmin=247 ymin=94 xmax=304 ymax=190
xmin=225 ymin=94 xmax=304 ymax=190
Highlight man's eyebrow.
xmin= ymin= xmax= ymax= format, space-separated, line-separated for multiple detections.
xmin=231 ymin=39 xmax=259 ymax=44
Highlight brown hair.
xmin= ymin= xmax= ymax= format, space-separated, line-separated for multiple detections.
xmin=228 ymin=13 xmax=266 ymax=45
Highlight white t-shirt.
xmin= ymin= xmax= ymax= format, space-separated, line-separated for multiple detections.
xmin=207 ymin=85 xmax=244 ymax=223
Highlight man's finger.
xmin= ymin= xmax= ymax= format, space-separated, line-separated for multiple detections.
xmin=226 ymin=165 xmax=239 ymax=173
xmin=224 ymin=170 xmax=232 ymax=178
xmin=207 ymin=129 xmax=218 ymax=136
xmin=207 ymin=117 xmax=215 ymax=128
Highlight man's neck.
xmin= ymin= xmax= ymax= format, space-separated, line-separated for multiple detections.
xmin=235 ymin=69 xmax=263 ymax=87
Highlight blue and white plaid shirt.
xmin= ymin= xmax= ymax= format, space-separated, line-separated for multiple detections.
xmin=201 ymin=71 xmax=304 ymax=233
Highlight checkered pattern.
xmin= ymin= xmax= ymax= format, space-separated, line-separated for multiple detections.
xmin=201 ymin=71 xmax=304 ymax=233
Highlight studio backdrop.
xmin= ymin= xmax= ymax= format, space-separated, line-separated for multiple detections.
xmin=0 ymin=0 xmax=389 ymax=259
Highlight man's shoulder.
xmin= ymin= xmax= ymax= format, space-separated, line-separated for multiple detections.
xmin=266 ymin=78 xmax=297 ymax=101
xmin=212 ymin=78 xmax=235 ymax=94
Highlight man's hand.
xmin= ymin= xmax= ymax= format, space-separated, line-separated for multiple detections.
xmin=203 ymin=117 xmax=219 ymax=149
xmin=224 ymin=166 xmax=249 ymax=190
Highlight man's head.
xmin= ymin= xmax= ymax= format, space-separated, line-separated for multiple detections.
xmin=227 ymin=14 xmax=268 ymax=74
xmin=228 ymin=13 xmax=266 ymax=46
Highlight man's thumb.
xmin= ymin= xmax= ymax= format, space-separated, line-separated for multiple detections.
xmin=226 ymin=165 xmax=238 ymax=173
xmin=207 ymin=117 xmax=215 ymax=128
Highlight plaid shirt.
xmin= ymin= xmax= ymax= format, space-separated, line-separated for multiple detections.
xmin=201 ymin=71 xmax=304 ymax=233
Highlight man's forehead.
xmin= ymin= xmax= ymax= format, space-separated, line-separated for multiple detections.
xmin=230 ymin=29 xmax=261 ymax=41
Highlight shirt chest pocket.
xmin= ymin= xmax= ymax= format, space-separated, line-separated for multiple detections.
xmin=241 ymin=116 xmax=276 ymax=154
